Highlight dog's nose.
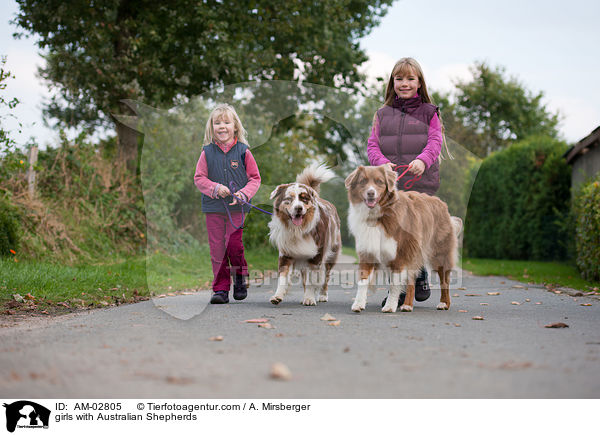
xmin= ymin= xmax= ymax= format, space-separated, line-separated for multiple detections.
xmin=294 ymin=205 xmax=303 ymax=213
xmin=367 ymin=190 xmax=375 ymax=198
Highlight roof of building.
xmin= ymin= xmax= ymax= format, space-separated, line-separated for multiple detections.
xmin=564 ymin=126 xmax=600 ymax=164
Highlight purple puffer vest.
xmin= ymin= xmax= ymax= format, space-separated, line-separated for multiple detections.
xmin=376 ymin=96 xmax=439 ymax=195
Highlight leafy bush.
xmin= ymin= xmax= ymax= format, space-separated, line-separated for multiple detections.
xmin=573 ymin=175 xmax=600 ymax=281
xmin=0 ymin=195 xmax=21 ymax=257
xmin=464 ymin=135 xmax=570 ymax=260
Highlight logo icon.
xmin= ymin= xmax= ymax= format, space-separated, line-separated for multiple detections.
xmin=3 ymin=401 xmax=50 ymax=433
xmin=230 ymin=160 xmax=239 ymax=169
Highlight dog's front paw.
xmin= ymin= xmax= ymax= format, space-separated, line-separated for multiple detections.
xmin=351 ymin=301 xmax=365 ymax=312
xmin=302 ymin=297 xmax=316 ymax=306
xmin=436 ymin=302 xmax=449 ymax=310
xmin=270 ymin=296 xmax=282 ymax=305
xmin=317 ymin=294 xmax=328 ymax=303
xmin=381 ymin=303 xmax=397 ymax=313
xmin=399 ymin=304 xmax=413 ymax=312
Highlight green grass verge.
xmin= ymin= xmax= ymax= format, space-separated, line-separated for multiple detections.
xmin=0 ymin=245 xmax=279 ymax=313
xmin=462 ymin=257 xmax=600 ymax=292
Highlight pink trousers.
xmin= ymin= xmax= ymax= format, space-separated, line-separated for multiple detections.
xmin=205 ymin=212 xmax=248 ymax=291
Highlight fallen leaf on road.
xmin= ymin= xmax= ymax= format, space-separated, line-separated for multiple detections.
xmin=525 ymin=298 xmax=531 ymax=302
xmin=453 ymin=294 xmax=459 ymax=297
xmin=472 ymin=316 xmax=485 ymax=320
xmin=512 ymin=285 xmax=525 ymax=289
xmin=553 ymin=290 xmax=562 ymax=294
xmin=12 ymin=294 xmax=24 ymax=303
xmin=245 ymin=318 xmax=269 ymax=323
xmin=270 ymin=362 xmax=292 ymax=381
xmin=167 ymin=293 xmax=176 ymax=297
xmin=343 ymin=347 xmax=350 ymax=353
xmin=166 ymin=376 xmax=194 ymax=385
xmin=465 ymin=294 xmax=482 ymax=297
xmin=454 ymin=323 xmax=461 ymax=327
xmin=580 ymin=303 xmax=592 ymax=306
xmin=25 ymin=293 xmax=36 ymax=300
xmin=320 ymin=313 xmax=336 ymax=321
xmin=329 ymin=320 xmax=341 ymax=326
xmin=487 ymin=292 xmax=500 ymax=296
xmin=258 ymin=323 xmax=275 ymax=329
xmin=545 ymin=322 xmax=568 ymax=328
xmin=209 ymin=336 xmax=224 ymax=341
xmin=499 ymin=281 xmax=506 ymax=284
xmin=459 ymin=310 xmax=468 ymax=313
xmin=275 ymin=333 xmax=284 ymax=337
xmin=511 ymin=301 xmax=521 ymax=305
xmin=57 ymin=302 xmax=70 ymax=308
xmin=156 ymin=294 xmax=167 ymax=298
xmin=457 ymin=287 xmax=466 ymax=290
xmin=499 ymin=361 xmax=533 ymax=370
xmin=480 ymin=303 xmax=489 ymax=306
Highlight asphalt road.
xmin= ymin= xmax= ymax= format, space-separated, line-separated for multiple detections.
xmin=1 ymin=255 xmax=599 ymax=398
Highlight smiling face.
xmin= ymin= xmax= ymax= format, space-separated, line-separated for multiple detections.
xmin=212 ymin=113 xmax=235 ymax=145
xmin=270 ymin=183 xmax=318 ymax=228
xmin=345 ymin=165 xmax=397 ymax=209
xmin=393 ymin=66 xmax=421 ymax=99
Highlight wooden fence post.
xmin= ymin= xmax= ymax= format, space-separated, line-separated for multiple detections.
xmin=27 ymin=145 xmax=38 ymax=200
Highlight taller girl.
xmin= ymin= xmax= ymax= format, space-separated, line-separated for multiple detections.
xmin=367 ymin=57 xmax=445 ymax=303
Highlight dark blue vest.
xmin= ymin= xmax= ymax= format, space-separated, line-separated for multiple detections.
xmin=201 ymin=142 xmax=251 ymax=213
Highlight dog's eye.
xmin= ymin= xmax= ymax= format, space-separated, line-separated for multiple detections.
xmin=299 ymin=194 xmax=310 ymax=203
xmin=376 ymin=179 xmax=384 ymax=185
xmin=282 ymin=197 xmax=291 ymax=203
xmin=358 ymin=178 xmax=367 ymax=185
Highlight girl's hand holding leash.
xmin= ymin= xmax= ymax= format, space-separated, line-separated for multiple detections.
xmin=408 ymin=159 xmax=425 ymax=176
xmin=217 ymin=185 xmax=231 ymax=198
xmin=229 ymin=192 xmax=245 ymax=205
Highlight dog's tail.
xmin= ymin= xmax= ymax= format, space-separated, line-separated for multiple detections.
xmin=296 ymin=163 xmax=335 ymax=194
xmin=450 ymin=216 xmax=463 ymax=242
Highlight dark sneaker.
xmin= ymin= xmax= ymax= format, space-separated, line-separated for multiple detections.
xmin=210 ymin=291 xmax=229 ymax=304
xmin=233 ymin=275 xmax=248 ymax=301
xmin=415 ymin=268 xmax=430 ymax=302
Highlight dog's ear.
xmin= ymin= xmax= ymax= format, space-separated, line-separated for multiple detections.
xmin=381 ymin=165 xmax=397 ymax=192
xmin=344 ymin=166 xmax=364 ymax=189
xmin=306 ymin=186 xmax=319 ymax=202
xmin=270 ymin=184 xmax=290 ymax=200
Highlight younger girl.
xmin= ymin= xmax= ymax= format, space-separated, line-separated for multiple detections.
xmin=194 ymin=104 xmax=261 ymax=304
xmin=367 ymin=57 xmax=445 ymax=306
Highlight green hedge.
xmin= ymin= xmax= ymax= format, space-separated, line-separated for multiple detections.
xmin=0 ymin=195 xmax=21 ymax=257
xmin=464 ymin=135 xmax=570 ymax=260
xmin=573 ymin=175 xmax=600 ymax=281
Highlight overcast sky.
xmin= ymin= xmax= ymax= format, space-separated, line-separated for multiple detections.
xmin=1 ymin=0 xmax=599 ymax=149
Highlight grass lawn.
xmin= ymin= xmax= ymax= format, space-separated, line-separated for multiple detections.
xmin=462 ymin=257 xmax=600 ymax=292
xmin=0 ymin=245 xmax=279 ymax=314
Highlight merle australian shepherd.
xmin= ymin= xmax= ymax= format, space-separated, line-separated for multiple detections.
xmin=268 ymin=164 xmax=341 ymax=306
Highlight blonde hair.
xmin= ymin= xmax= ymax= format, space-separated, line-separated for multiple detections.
xmin=203 ymin=103 xmax=248 ymax=146
xmin=382 ymin=57 xmax=452 ymax=160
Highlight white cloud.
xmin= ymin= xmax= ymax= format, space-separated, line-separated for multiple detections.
xmin=547 ymin=96 xmax=600 ymax=143
xmin=426 ymin=63 xmax=473 ymax=94
xmin=360 ymin=51 xmax=396 ymax=88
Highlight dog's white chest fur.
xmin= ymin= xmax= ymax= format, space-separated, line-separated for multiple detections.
xmin=268 ymin=219 xmax=318 ymax=259
xmin=348 ymin=203 xmax=397 ymax=263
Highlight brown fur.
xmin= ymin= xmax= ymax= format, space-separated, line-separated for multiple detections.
xmin=345 ymin=165 xmax=460 ymax=312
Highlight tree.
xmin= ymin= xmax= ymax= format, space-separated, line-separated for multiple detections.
xmin=12 ymin=0 xmax=393 ymax=168
xmin=453 ymin=62 xmax=560 ymax=157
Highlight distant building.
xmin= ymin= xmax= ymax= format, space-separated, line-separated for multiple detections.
xmin=564 ymin=126 xmax=600 ymax=191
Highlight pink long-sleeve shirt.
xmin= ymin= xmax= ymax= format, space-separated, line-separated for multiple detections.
xmin=194 ymin=139 xmax=261 ymax=201
xmin=367 ymin=111 xmax=442 ymax=169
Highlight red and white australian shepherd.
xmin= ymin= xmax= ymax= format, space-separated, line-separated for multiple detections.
xmin=268 ymin=164 xmax=341 ymax=306
xmin=345 ymin=165 xmax=462 ymax=313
